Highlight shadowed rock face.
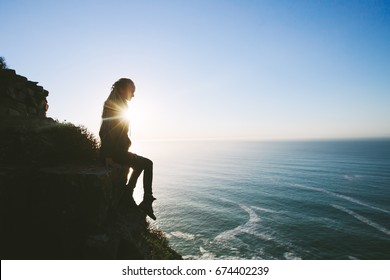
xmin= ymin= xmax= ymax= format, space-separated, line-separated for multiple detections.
xmin=0 ymin=69 xmax=48 ymax=118
xmin=0 ymin=164 xmax=151 ymax=259
xmin=0 ymin=69 xmax=181 ymax=260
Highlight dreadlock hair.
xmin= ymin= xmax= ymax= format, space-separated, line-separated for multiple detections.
xmin=106 ymin=78 xmax=135 ymax=103
xmin=111 ymin=78 xmax=135 ymax=92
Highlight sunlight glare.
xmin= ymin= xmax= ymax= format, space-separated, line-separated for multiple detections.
xmin=125 ymin=98 xmax=152 ymax=142
xmin=121 ymin=107 xmax=132 ymax=122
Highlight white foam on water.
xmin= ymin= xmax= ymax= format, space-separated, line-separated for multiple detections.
xmin=182 ymin=255 xmax=197 ymax=260
xmin=332 ymin=204 xmax=390 ymax=236
xmin=186 ymin=246 xmax=243 ymax=260
xmin=169 ymin=231 xmax=196 ymax=240
xmin=251 ymin=206 xmax=278 ymax=213
xmin=179 ymin=246 xmax=217 ymax=260
xmin=218 ymin=197 xmax=235 ymax=204
xmin=199 ymin=246 xmax=216 ymax=259
xmin=214 ymin=204 xmax=272 ymax=242
xmin=241 ymin=205 xmax=261 ymax=223
xmin=344 ymin=174 xmax=364 ymax=181
xmin=283 ymin=252 xmax=302 ymax=260
xmin=292 ymin=183 xmax=390 ymax=214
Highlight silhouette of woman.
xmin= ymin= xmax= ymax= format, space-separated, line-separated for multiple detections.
xmin=99 ymin=78 xmax=156 ymax=220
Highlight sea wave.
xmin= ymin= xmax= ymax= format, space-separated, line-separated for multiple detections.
xmin=251 ymin=206 xmax=278 ymax=213
xmin=283 ymin=252 xmax=302 ymax=260
xmin=332 ymin=204 xmax=390 ymax=236
xmin=343 ymin=174 xmax=364 ymax=181
xmin=169 ymin=231 xmax=196 ymax=240
xmin=292 ymin=183 xmax=390 ymax=214
xmin=214 ymin=205 xmax=272 ymax=242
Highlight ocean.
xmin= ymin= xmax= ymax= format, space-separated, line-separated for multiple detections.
xmin=131 ymin=140 xmax=390 ymax=260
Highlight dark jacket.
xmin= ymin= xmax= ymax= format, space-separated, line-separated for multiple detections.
xmin=99 ymin=91 xmax=131 ymax=160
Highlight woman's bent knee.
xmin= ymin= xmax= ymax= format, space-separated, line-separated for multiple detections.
xmin=145 ymin=158 xmax=153 ymax=169
xmin=137 ymin=155 xmax=152 ymax=169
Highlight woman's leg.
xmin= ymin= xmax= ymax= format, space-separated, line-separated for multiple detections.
xmin=114 ymin=152 xmax=156 ymax=219
xmin=126 ymin=153 xmax=153 ymax=199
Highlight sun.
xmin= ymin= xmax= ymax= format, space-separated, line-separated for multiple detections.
xmin=117 ymin=93 xmax=157 ymax=142
xmin=121 ymin=106 xmax=132 ymax=122
xmin=122 ymin=99 xmax=152 ymax=141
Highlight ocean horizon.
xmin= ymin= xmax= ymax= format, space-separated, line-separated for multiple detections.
xmin=131 ymin=139 xmax=390 ymax=260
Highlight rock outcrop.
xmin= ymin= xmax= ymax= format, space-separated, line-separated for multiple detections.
xmin=0 ymin=69 xmax=48 ymax=118
xmin=0 ymin=69 xmax=181 ymax=259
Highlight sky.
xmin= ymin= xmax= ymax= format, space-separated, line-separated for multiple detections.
xmin=1 ymin=0 xmax=390 ymax=141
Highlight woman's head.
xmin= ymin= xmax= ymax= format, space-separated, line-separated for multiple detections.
xmin=111 ymin=78 xmax=135 ymax=101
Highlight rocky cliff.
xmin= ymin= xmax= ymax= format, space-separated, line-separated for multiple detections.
xmin=0 ymin=69 xmax=48 ymax=118
xmin=0 ymin=68 xmax=181 ymax=259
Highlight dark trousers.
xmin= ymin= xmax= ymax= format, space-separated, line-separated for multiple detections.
xmin=113 ymin=152 xmax=153 ymax=198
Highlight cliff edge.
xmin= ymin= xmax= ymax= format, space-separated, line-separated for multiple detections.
xmin=0 ymin=68 xmax=181 ymax=259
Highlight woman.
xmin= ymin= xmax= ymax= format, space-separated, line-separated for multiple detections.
xmin=99 ymin=78 xmax=156 ymax=220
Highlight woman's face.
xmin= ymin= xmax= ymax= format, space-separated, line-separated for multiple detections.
xmin=120 ymin=84 xmax=135 ymax=101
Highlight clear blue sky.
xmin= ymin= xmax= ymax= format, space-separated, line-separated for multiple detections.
xmin=1 ymin=0 xmax=390 ymax=140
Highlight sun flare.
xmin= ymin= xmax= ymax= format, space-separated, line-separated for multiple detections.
xmin=121 ymin=107 xmax=132 ymax=122
xmin=121 ymin=99 xmax=153 ymax=142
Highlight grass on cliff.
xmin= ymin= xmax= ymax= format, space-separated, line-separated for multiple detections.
xmin=0 ymin=56 xmax=7 ymax=69
xmin=142 ymin=226 xmax=182 ymax=260
xmin=0 ymin=118 xmax=100 ymax=165
xmin=39 ymin=121 xmax=100 ymax=164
